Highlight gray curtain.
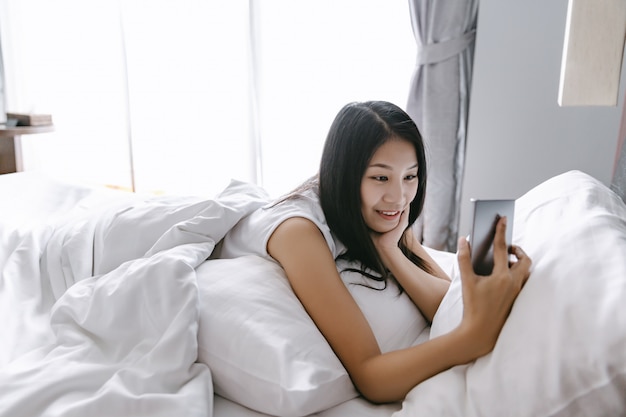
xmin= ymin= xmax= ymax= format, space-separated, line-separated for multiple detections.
xmin=407 ymin=0 xmax=478 ymax=252
xmin=612 ymin=107 xmax=626 ymax=204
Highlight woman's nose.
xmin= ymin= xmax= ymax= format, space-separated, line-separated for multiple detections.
xmin=383 ymin=180 xmax=404 ymax=204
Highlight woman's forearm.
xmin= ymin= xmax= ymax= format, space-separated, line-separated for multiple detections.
xmin=353 ymin=325 xmax=478 ymax=403
xmin=404 ymin=230 xmax=451 ymax=281
xmin=382 ymin=251 xmax=450 ymax=321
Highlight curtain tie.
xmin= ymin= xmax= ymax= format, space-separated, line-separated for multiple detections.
xmin=416 ymin=29 xmax=476 ymax=65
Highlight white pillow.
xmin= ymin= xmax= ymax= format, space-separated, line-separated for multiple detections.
xmin=196 ymin=251 xmax=455 ymax=416
xmin=196 ymin=256 xmax=355 ymax=416
xmin=394 ymin=170 xmax=626 ymax=417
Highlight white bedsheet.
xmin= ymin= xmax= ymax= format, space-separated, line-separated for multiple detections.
xmin=214 ymin=394 xmax=402 ymax=417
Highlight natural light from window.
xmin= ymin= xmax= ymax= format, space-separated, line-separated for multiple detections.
xmin=2 ymin=0 xmax=415 ymax=198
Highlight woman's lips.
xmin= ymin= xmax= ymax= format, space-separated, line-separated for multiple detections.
xmin=377 ymin=210 xmax=400 ymax=219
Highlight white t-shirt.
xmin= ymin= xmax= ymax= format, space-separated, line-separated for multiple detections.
xmin=217 ymin=186 xmax=346 ymax=261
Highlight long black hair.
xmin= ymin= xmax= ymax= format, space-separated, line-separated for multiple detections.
xmin=318 ymin=101 xmax=432 ymax=283
xmin=274 ymin=101 xmax=432 ymax=285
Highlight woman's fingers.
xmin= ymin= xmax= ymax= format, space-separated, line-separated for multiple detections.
xmin=509 ymin=244 xmax=532 ymax=286
xmin=491 ymin=216 xmax=510 ymax=273
xmin=371 ymin=207 xmax=413 ymax=256
xmin=455 ymin=220 xmax=532 ymax=358
xmin=400 ymin=208 xmax=410 ymax=227
xmin=396 ymin=209 xmax=410 ymax=239
xmin=457 ymin=237 xmax=477 ymax=290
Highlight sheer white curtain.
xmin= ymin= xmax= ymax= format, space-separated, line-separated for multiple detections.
xmin=254 ymin=0 xmax=416 ymax=196
xmin=120 ymin=1 xmax=252 ymax=196
xmin=1 ymin=0 xmax=414 ymax=198
xmin=1 ymin=0 xmax=131 ymax=188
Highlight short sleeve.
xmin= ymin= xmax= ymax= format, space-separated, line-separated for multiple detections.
xmin=217 ymin=189 xmax=345 ymax=261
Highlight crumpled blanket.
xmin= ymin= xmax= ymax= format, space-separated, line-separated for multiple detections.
xmin=0 ymin=174 xmax=270 ymax=417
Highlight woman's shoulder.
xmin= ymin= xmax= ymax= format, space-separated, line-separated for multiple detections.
xmin=218 ymin=180 xmax=345 ymax=259
xmin=267 ymin=184 xmax=323 ymax=216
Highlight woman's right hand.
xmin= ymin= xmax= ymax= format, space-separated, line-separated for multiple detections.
xmin=456 ymin=216 xmax=532 ymax=358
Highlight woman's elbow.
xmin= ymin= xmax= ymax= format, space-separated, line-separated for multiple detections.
xmin=351 ymin=370 xmax=407 ymax=405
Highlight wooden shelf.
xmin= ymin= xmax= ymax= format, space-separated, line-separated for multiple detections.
xmin=0 ymin=125 xmax=55 ymax=138
xmin=0 ymin=125 xmax=55 ymax=174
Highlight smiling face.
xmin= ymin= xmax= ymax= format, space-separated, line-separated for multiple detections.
xmin=360 ymin=138 xmax=419 ymax=234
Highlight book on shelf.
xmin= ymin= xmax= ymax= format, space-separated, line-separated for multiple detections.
xmin=6 ymin=112 xmax=53 ymax=127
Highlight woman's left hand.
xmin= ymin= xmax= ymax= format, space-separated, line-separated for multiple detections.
xmin=370 ymin=208 xmax=410 ymax=258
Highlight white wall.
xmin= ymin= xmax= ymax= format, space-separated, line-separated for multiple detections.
xmin=459 ymin=0 xmax=626 ymax=236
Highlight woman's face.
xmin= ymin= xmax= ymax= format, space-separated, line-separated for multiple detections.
xmin=360 ymin=138 xmax=419 ymax=233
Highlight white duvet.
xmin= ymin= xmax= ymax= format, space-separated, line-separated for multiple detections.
xmin=0 ymin=173 xmax=269 ymax=416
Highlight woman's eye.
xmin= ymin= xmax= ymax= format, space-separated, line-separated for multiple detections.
xmin=405 ymin=174 xmax=417 ymax=181
xmin=373 ymin=176 xmax=388 ymax=182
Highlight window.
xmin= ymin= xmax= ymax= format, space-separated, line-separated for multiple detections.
xmin=1 ymin=0 xmax=414 ymax=197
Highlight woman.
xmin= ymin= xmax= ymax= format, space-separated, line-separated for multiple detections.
xmin=220 ymin=100 xmax=531 ymax=403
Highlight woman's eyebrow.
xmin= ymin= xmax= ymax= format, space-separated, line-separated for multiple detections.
xmin=368 ymin=163 xmax=392 ymax=169
xmin=367 ymin=162 xmax=419 ymax=170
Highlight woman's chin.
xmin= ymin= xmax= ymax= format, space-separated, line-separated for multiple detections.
xmin=368 ymin=220 xmax=400 ymax=234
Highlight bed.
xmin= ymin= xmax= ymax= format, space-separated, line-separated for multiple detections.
xmin=1 ymin=169 xmax=625 ymax=417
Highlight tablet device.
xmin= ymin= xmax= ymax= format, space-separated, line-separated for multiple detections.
xmin=469 ymin=199 xmax=515 ymax=275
